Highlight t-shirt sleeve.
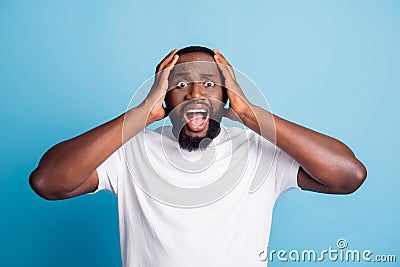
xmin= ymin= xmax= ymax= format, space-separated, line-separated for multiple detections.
xmin=92 ymin=147 xmax=124 ymax=196
xmin=273 ymin=146 xmax=301 ymax=198
xmin=247 ymin=129 xmax=301 ymax=197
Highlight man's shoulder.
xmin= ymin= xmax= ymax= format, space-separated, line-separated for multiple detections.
xmin=223 ymin=126 xmax=259 ymax=140
xmin=146 ymin=125 xmax=175 ymax=141
xmin=139 ymin=125 xmax=172 ymax=137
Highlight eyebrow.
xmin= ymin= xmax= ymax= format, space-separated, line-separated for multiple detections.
xmin=201 ymin=73 xmax=217 ymax=78
xmin=173 ymin=72 xmax=191 ymax=77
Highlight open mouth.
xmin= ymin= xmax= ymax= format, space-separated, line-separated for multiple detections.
xmin=183 ymin=105 xmax=210 ymax=132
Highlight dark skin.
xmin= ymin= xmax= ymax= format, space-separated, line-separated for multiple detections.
xmin=29 ymin=49 xmax=366 ymax=200
xmin=165 ymin=53 xmax=225 ymax=138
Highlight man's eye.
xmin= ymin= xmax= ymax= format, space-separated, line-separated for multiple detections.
xmin=204 ymin=81 xmax=215 ymax=87
xmin=177 ymin=81 xmax=189 ymax=88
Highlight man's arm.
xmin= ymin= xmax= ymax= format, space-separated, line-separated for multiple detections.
xmin=214 ymin=50 xmax=366 ymax=194
xmin=250 ymin=109 xmax=366 ymax=194
xmin=29 ymin=50 xmax=179 ymax=200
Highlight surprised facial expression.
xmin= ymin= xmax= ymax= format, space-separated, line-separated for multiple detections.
xmin=165 ymin=52 xmax=225 ymax=140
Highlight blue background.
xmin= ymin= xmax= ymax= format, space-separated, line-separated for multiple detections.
xmin=0 ymin=0 xmax=399 ymax=266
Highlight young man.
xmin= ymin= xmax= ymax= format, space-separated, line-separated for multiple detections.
xmin=30 ymin=46 xmax=367 ymax=266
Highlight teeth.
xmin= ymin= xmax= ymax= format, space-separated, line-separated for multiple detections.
xmin=187 ymin=109 xmax=207 ymax=113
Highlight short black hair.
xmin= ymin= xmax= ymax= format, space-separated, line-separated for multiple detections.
xmin=176 ymin=46 xmax=215 ymax=57
xmin=176 ymin=45 xmax=228 ymax=104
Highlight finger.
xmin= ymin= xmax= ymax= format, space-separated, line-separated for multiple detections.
xmin=213 ymin=49 xmax=236 ymax=78
xmin=214 ymin=55 xmax=235 ymax=80
xmin=156 ymin=48 xmax=178 ymax=72
xmin=214 ymin=55 xmax=236 ymax=80
xmin=157 ymin=49 xmax=178 ymax=73
xmin=155 ymin=50 xmax=178 ymax=80
xmin=165 ymin=54 xmax=179 ymax=69
xmin=160 ymin=48 xmax=178 ymax=67
xmin=159 ymin=54 xmax=179 ymax=82
xmin=158 ymin=54 xmax=179 ymax=90
xmin=160 ymin=54 xmax=179 ymax=78
xmin=213 ymin=49 xmax=232 ymax=67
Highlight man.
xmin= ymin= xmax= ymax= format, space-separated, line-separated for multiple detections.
xmin=29 ymin=46 xmax=367 ymax=266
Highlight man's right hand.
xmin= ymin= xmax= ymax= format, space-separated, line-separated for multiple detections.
xmin=145 ymin=49 xmax=179 ymax=126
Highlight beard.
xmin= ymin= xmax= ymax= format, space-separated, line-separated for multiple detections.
xmin=177 ymin=118 xmax=221 ymax=152
xmin=169 ymin=99 xmax=225 ymax=152
xmin=169 ymin=100 xmax=224 ymax=152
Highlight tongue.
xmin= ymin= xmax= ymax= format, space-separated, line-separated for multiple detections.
xmin=190 ymin=115 xmax=204 ymax=125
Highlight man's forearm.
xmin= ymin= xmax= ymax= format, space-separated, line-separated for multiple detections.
xmin=241 ymin=105 xmax=366 ymax=191
xmin=29 ymin=103 xmax=151 ymax=199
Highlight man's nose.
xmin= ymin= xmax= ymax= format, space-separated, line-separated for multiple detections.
xmin=185 ymin=82 xmax=206 ymax=100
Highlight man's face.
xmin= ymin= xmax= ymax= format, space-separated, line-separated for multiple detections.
xmin=165 ymin=52 xmax=225 ymax=148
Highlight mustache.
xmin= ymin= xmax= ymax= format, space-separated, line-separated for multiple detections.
xmin=181 ymin=99 xmax=212 ymax=113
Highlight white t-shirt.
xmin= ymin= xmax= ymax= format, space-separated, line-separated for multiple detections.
xmin=95 ymin=125 xmax=300 ymax=267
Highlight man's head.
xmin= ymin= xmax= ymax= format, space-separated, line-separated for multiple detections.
xmin=164 ymin=46 xmax=228 ymax=151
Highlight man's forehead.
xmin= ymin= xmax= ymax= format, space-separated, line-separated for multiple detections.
xmin=171 ymin=61 xmax=220 ymax=78
xmin=176 ymin=51 xmax=214 ymax=63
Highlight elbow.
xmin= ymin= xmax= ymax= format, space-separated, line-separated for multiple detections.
xmin=337 ymin=159 xmax=367 ymax=195
xmin=29 ymin=168 xmax=63 ymax=200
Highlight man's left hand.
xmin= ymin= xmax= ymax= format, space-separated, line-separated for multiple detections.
xmin=213 ymin=49 xmax=255 ymax=122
